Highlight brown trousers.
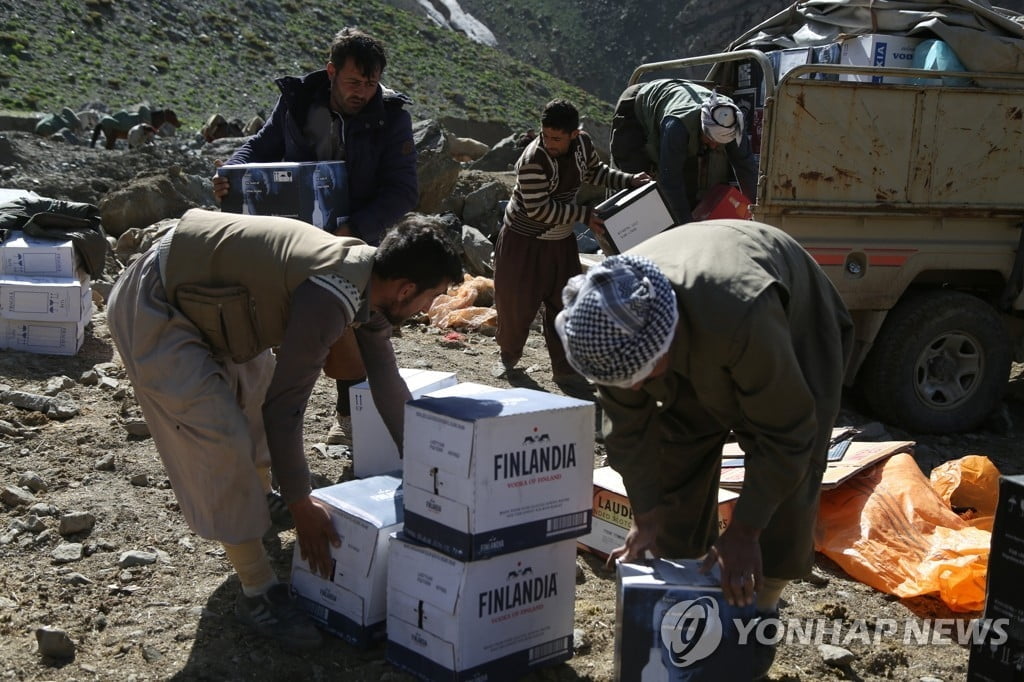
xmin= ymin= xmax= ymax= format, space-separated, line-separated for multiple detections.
xmin=493 ymin=228 xmax=581 ymax=376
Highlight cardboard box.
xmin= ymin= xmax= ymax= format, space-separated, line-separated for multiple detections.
xmin=616 ymin=559 xmax=755 ymax=681
xmin=289 ymin=474 xmax=403 ymax=647
xmin=386 ymin=534 xmax=577 ymax=681
xmin=594 ymin=182 xmax=676 ymax=253
xmin=217 ymin=160 xmax=349 ymax=231
xmin=967 ymin=626 xmax=1024 ymax=681
xmin=350 ymin=369 xmax=458 ymax=478
xmin=1 ymin=230 xmax=79 ymax=277
xmin=692 ymin=185 xmax=753 ymax=222
xmin=0 ymin=273 xmax=91 ymax=322
xmin=840 ymin=34 xmax=923 ymax=84
xmin=979 ymin=474 xmax=1024 ymax=642
xmin=577 ymin=466 xmax=738 ymax=559
xmin=402 ymin=386 xmax=594 ymax=561
xmin=720 ymin=437 xmax=915 ymax=490
xmin=0 ymin=314 xmax=88 ymax=355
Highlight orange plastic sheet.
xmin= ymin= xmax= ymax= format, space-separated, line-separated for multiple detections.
xmin=815 ymin=453 xmax=999 ymax=612
xmin=427 ymin=275 xmax=497 ymax=333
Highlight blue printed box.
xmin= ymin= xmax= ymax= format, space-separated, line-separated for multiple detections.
xmin=217 ymin=160 xmax=348 ymax=232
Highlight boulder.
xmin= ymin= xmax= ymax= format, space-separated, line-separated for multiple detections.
xmin=439 ymin=116 xmax=512 ymax=146
xmin=470 ymin=134 xmax=523 ymax=172
xmin=98 ymin=167 xmax=211 ymax=236
xmin=413 ymin=119 xmax=461 ymax=215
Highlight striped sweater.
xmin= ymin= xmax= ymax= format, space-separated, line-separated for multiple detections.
xmin=501 ymin=130 xmax=635 ymax=239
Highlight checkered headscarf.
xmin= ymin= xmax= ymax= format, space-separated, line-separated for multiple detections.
xmin=556 ymin=255 xmax=678 ymax=388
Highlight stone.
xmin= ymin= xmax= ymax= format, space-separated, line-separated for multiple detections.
xmin=94 ymin=453 xmax=116 ymax=471
xmin=59 ymin=511 xmax=97 ymax=536
xmin=35 ymin=627 xmax=76 ymax=659
xmin=819 ymin=643 xmax=856 ymax=667
xmin=13 ymin=515 xmax=46 ymax=534
xmin=118 ymin=550 xmax=157 ymax=568
xmin=17 ymin=471 xmax=48 ymax=493
xmin=52 ymin=542 xmax=84 ymax=564
xmin=1 ymin=485 xmax=36 ymax=508
xmin=124 ymin=419 xmax=150 ymax=438
xmin=43 ymin=376 xmax=75 ymax=396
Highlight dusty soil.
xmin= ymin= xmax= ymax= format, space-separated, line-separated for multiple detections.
xmin=1 ymin=131 xmax=1022 ymax=681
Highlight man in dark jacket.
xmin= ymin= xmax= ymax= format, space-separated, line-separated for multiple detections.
xmin=212 ymin=27 xmax=418 ymax=447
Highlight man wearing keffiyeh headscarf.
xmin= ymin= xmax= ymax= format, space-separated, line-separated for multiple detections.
xmin=612 ymin=78 xmax=758 ymax=225
xmin=556 ymin=219 xmax=853 ymax=679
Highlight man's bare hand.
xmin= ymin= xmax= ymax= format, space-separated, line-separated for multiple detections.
xmin=607 ymin=508 xmax=660 ymax=567
xmin=290 ymin=495 xmax=341 ymax=579
xmin=700 ymin=519 xmax=762 ymax=606
xmin=211 ymin=159 xmax=229 ymax=202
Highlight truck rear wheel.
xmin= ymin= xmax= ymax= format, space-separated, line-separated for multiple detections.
xmin=858 ymin=290 xmax=1011 ymax=434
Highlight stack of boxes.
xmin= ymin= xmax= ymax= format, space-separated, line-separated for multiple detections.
xmin=0 ymin=231 xmax=91 ymax=355
xmin=967 ymin=473 xmax=1024 ymax=681
xmin=387 ymin=382 xmax=595 ymax=680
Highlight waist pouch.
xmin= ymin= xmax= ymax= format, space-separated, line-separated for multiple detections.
xmin=176 ymin=284 xmax=261 ymax=364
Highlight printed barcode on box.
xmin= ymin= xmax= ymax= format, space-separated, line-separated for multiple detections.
xmin=312 ymin=603 xmax=329 ymax=621
xmin=546 ymin=511 xmax=587 ymax=534
xmin=528 ymin=635 xmax=571 ymax=662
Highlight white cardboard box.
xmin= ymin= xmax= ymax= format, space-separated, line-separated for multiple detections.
xmin=289 ymin=474 xmax=403 ymax=647
xmin=1 ymin=230 xmax=79 ymax=277
xmin=577 ymin=467 xmax=738 ymax=559
xmin=0 ymin=273 xmax=91 ymax=322
xmin=386 ymin=534 xmax=576 ymax=681
xmin=840 ymin=34 xmax=923 ymax=84
xmin=402 ymin=385 xmax=594 ymax=561
xmin=616 ymin=559 xmax=755 ymax=680
xmin=217 ymin=160 xmax=349 ymax=231
xmin=0 ymin=311 xmax=89 ymax=355
xmin=594 ymin=182 xmax=675 ymax=253
xmin=351 ymin=369 xmax=458 ymax=478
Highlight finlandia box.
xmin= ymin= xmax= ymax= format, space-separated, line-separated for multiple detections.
xmin=0 ymin=312 xmax=90 ymax=355
xmin=0 ymin=230 xmax=79 ymax=277
xmin=616 ymin=559 xmax=755 ymax=681
xmin=386 ymin=534 xmax=576 ymax=681
xmin=217 ymin=160 xmax=349 ymax=232
xmin=577 ymin=466 xmax=738 ymax=559
xmin=594 ymin=182 xmax=676 ymax=254
xmin=402 ymin=385 xmax=594 ymax=561
xmin=0 ymin=273 xmax=91 ymax=322
xmin=350 ymin=368 xmax=458 ymax=479
xmin=289 ymin=474 xmax=403 ymax=647
xmin=840 ymin=34 xmax=922 ymax=84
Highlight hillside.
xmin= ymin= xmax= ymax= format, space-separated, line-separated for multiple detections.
xmin=0 ymin=0 xmax=613 ymax=132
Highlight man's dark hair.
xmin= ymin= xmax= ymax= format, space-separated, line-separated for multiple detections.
xmin=330 ymin=27 xmax=387 ymax=77
xmin=541 ymin=99 xmax=579 ymax=134
xmin=373 ymin=214 xmax=463 ymax=292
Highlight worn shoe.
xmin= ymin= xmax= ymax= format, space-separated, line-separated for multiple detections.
xmin=265 ymin=490 xmax=293 ymax=528
xmin=553 ymin=372 xmax=596 ymax=395
xmin=326 ymin=413 xmax=352 ymax=446
xmin=235 ymin=583 xmax=323 ymax=651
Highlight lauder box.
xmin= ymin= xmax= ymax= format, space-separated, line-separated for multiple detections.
xmin=0 ymin=230 xmax=80 ymax=277
xmin=289 ymin=474 xmax=403 ymax=648
xmin=350 ymin=368 xmax=458 ymax=478
xmin=0 ymin=273 xmax=91 ymax=322
xmin=594 ymin=182 xmax=676 ymax=254
xmin=401 ymin=385 xmax=593 ymax=561
xmin=616 ymin=559 xmax=755 ymax=681
xmin=577 ymin=466 xmax=738 ymax=559
xmin=386 ymin=533 xmax=576 ymax=681
xmin=217 ymin=160 xmax=349 ymax=232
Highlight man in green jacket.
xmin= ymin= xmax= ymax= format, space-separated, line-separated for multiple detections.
xmin=555 ymin=219 xmax=853 ymax=678
xmin=612 ymin=78 xmax=758 ymax=224
xmin=107 ymin=208 xmax=461 ymax=650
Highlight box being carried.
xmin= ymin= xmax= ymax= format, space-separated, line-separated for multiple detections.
xmin=402 ymin=385 xmax=594 ymax=560
xmin=0 ymin=273 xmax=91 ymax=322
xmin=386 ymin=534 xmax=577 ymax=681
xmin=594 ymin=182 xmax=676 ymax=253
xmin=577 ymin=466 xmax=738 ymax=559
xmin=289 ymin=474 xmax=403 ymax=648
xmin=217 ymin=161 xmax=349 ymax=232
xmin=840 ymin=34 xmax=923 ymax=84
xmin=1 ymin=230 xmax=80 ymax=277
xmin=692 ymin=184 xmax=753 ymax=222
xmin=350 ymin=369 xmax=458 ymax=478
xmin=616 ymin=559 xmax=755 ymax=681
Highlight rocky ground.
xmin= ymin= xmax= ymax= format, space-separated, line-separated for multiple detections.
xmin=1 ymin=131 xmax=1022 ymax=681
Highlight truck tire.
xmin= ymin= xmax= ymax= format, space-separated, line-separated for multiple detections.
xmin=858 ymin=290 xmax=1011 ymax=434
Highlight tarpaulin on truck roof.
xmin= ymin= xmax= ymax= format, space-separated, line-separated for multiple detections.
xmin=720 ymin=0 xmax=1024 ymax=77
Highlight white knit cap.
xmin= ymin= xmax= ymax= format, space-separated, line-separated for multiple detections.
xmin=700 ymin=91 xmax=744 ymax=145
xmin=555 ymin=255 xmax=678 ymax=388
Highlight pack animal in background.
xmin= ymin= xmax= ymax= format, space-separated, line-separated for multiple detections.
xmin=127 ymin=123 xmax=157 ymax=150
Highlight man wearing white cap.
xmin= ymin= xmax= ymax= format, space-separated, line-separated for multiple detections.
xmin=556 ymin=219 xmax=853 ymax=678
xmin=611 ymin=78 xmax=757 ymax=224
